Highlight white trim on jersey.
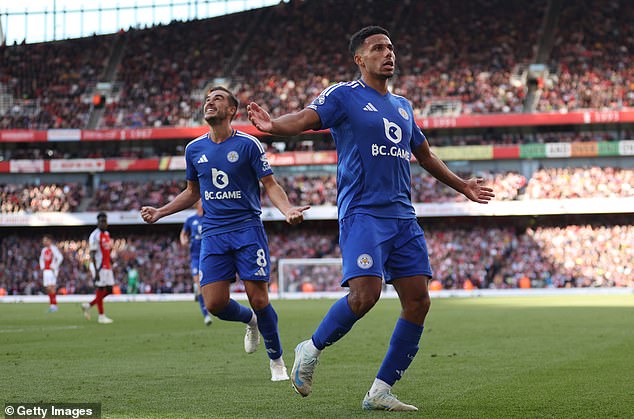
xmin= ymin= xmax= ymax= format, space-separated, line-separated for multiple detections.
xmin=235 ymin=131 xmax=266 ymax=154
xmin=323 ymin=82 xmax=345 ymax=97
xmin=39 ymin=245 xmax=63 ymax=271
xmin=185 ymin=133 xmax=208 ymax=151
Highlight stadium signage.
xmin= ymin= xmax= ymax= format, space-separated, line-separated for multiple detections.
xmin=1 ymin=198 xmax=633 ymax=227
xmin=2 ymin=111 xmax=634 ymax=143
xmin=1 ymin=140 xmax=632 ymax=174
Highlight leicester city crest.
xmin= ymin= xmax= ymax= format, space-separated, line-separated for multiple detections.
xmin=227 ymin=151 xmax=239 ymax=163
xmin=357 ymin=254 xmax=373 ymax=269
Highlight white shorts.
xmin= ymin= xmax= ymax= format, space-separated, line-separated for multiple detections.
xmin=43 ymin=270 xmax=57 ymax=287
xmin=92 ymin=268 xmax=115 ymax=287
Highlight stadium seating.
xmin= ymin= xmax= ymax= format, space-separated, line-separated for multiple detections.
xmin=1 ymin=224 xmax=631 ymax=295
xmin=0 ymin=183 xmax=85 ymax=213
xmin=2 ymin=0 xmax=632 ymax=129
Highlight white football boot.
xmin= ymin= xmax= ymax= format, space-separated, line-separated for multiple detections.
xmin=290 ymin=340 xmax=320 ymax=397
xmin=362 ymin=390 xmax=418 ymax=411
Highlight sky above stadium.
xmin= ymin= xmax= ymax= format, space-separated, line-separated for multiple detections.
xmin=1 ymin=0 xmax=280 ymax=44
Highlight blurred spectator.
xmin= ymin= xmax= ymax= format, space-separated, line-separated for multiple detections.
xmin=0 ymin=183 xmax=85 ymax=213
xmin=1 ymin=224 xmax=631 ymax=295
xmin=526 ymin=167 xmax=633 ymax=199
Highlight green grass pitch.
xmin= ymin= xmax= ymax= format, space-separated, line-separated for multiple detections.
xmin=1 ymin=295 xmax=633 ymax=418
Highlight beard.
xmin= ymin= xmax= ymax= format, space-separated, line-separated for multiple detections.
xmin=204 ymin=110 xmax=227 ymax=125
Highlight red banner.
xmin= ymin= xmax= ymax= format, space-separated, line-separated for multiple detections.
xmin=0 ymin=130 xmax=47 ymax=142
xmin=493 ymin=146 xmax=520 ymax=159
xmin=105 ymin=158 xmax=160 ymax=171
xmin=1 ymin=109 xmax=633 ymax=143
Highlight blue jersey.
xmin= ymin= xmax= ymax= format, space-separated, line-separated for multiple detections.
xmin=183 ymin=213 xmax=203 ymax=258
xmin=185 ymin=129 xmax=273 ymax=235
xmin=307 ymin=80 xmax=427 ymax=221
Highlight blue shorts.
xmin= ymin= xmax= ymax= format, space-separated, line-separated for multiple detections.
xmin=339 ymin=213 xmax=432 ymax=286
xmin=190 ymin=254 xmax=200 ymax=277
xmin=199 ymin=226 xmax=271 ymax=286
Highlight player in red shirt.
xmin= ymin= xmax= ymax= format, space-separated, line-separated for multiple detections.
xmin=40 ymin=235 xmax=64 ymax=312
xmin=82 ymin=212 xmax=115 ymax=324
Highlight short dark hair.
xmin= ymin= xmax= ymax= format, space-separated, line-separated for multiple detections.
xmin=97 ymin=212 xmax=107 ymax=220
xmin=349 ymin=26 xmax=390 ymax=57
xmin=206 ymin=86 xmax=239 ymax=120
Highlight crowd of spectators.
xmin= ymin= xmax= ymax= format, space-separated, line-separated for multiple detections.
xmin=526 ymin=167 xmax=633 ymax=199
xmin=87 ymin=180 xmax=185 ymax=211
xmin=2 ymin=166 xmax=630 ymax=214
xmin=0 ymin=35 xmax=114 ymax=129
xmin=2 ymin=223 xmax=630 ymax=295
xmin=97 ymin=10 xmax=259 ymax=129
xmin=0 ymin=183 xmax=85 ymax=213
xmin=537 ymin=0 xmax=634 ymax=112
xmin=528 ymin=225 xmax=632 ymax=287
xmin=393 ymin=0 xmax=544 ymax=116
xmin=2 ymin=0 xmax=632 ymax=130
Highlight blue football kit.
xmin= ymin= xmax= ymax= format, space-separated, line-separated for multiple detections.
xmin=185 ymin=129 xmax=273 ymax=286
xmin=307 ymin=79 xmax=433 ymax=284
xmin=182 ymin=213 xmax=203 ymax=276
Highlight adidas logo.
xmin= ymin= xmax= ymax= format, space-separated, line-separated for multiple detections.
xmin=254 ymin=267 xmax=266 ymax=277
xmin=197 ymin=154 xmax=209 ymax=164
xmin=363 ymin=102 xmax=378 ymax=112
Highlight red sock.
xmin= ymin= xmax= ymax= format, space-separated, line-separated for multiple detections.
xmin=49 ymin=293 xmax=57 ymax=305
xmin=97 ymin=290 xmax=105 ymax=315
xmin=89 ymin=290 xmax=100 ymax=306
xmin=89 ymin=288 xmax=106 ymax=312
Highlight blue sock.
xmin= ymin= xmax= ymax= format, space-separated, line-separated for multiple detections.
xmin=214 ymin=299 xmax=253 ymax=323
xmin=255 ymin=304 xmax=283 ymax=360
xmin=197 ymin=294 xmax=209 ymax=317
xmin=311 ymin=295 xmax=359 ymax=350
xmin=376 ymin=318 xmax=424 ymax=386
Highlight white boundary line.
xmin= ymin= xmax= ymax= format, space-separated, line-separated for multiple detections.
xmin=0 ymin=287 xmax=631 ymax=303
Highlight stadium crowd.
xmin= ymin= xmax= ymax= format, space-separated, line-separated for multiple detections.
xmin=1 ymin=223 xmax=631 ymax=296
xmin=88 ymin=180 xmax=185 ymax=211
xmin=525 ymin=167 xmax=633 ymax=199
xmin=2 ymin=166 xmax=631 ymax=214
xmin=2 ymin=0 xmax=632 ymax=130
xmin=0 ymin=35 xmax=115 ymax=129
xmin=0 ymin=183 xmax=85 ymax=213
xmin=537 ymin=0 xmax=634 ymax=112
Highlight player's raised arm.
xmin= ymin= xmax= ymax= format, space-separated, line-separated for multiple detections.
xmin=412 ymin=141 xmax=495 ymax=204
xmin=260 ymin=174 xmax=310 ymax=225
xmin=141 ymin=180 xmax=201 ymax=223
xmin=247 ymin=102 xmax=321 ymax=136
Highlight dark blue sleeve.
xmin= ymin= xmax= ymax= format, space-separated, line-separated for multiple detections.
xmin=306 ymin=83 xmax=346 ymax=129
xmin=183 ymin=218 xmax=191 ymax=235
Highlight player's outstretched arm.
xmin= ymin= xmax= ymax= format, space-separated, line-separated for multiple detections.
xmin=247 ymin=102 xmax=321 ymax=136
xmin=141 ymin=181 xmax=201 ymax=223
xmin=260 ymin=175 xmax=310 ymax=225
xmin=412 ymin=142 xmax=495 ymax=204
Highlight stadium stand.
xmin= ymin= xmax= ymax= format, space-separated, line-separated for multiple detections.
xmin=1 ymin=223 xmax=631 ymax=295
xmin=537 ymin=0 xmax=634 ymax=112
xmin=2 ymin=0 xmax=632 ymax=128
xmin=1 ymin=167 xmax=632 ymax=213
xmin=0 ymin=183 xmax=85 ymax=213
xmin=1 ymin=1 xmax=632 ymax=298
